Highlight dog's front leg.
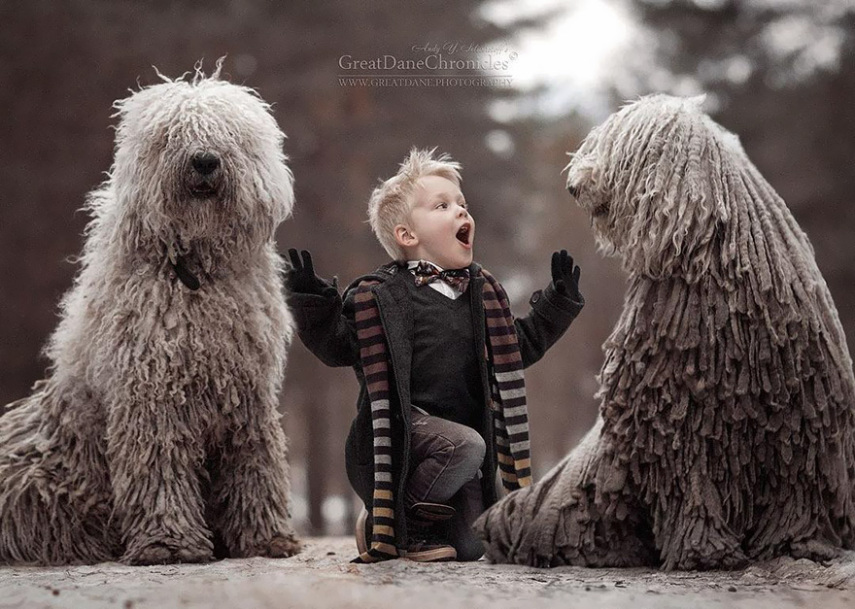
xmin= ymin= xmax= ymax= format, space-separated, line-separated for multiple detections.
xmin=107 ymin=396 xmax=214 ymax=565
xmin=654 ymin=458 xmax=748 ymax=571
xmin=210 ymin=399 xmax=300 ymax=559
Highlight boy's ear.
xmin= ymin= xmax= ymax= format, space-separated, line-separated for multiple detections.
xmin=394 ymin=224 xmax=418 ymax=248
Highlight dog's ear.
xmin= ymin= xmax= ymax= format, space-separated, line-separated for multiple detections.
xmin=254 ymin=124 xmax=294 ymax=227
xmin=623 ymin=100 xmax=731 ymax=280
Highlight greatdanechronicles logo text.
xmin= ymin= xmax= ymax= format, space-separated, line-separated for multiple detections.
xmin=338 ymin=42 xmax=517 ymax=88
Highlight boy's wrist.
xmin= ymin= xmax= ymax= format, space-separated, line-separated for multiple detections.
xmin=289 ymin=282 xmax=339 ymax=303
xmin=288 ymin=274 xmax=337 ymax=295
xmin=540 ymin=282 xmax=585 ymax=316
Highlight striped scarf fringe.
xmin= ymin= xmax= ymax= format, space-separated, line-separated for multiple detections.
xmin=481 ymin=269 xmax=532 ymax=490
xmin=352 ymin=268 xmax=530 ymax=563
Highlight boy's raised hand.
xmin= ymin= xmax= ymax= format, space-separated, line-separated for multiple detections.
xmin=284 ymin=249 xmax=329 ymax=295
xmin=551 ymin=250 xmax=583 ymax=302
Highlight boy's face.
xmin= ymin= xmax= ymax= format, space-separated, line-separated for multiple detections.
xmin=397 ymin=175 xmax=475 ymax=269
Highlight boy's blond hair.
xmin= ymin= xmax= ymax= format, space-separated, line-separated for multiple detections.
xmin=368 ymin=147 xmax=462 ymax=260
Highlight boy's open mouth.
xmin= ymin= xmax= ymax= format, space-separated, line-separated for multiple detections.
xmin=456 ymin=223 xmax=472 ymax=247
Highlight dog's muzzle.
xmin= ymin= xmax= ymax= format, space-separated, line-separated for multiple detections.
xmin=187 ymin=151 xmax=223 ymax=197
xmin=192 ymin=152 xmax=220 ymax=175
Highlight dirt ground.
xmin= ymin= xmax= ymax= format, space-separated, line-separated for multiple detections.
xmin=1 ymin=537 xmax=853 ymax=609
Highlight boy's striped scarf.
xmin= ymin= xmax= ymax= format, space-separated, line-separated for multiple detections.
xmin=352 ymin=267 xmax=531 ymax=563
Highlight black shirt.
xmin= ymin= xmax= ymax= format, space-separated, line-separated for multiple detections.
xmin=406 ymin=277 xmax=484 ymax=428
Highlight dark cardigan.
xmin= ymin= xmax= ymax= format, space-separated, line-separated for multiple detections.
xmin=288 ymin=261 xmax=584 ymax=548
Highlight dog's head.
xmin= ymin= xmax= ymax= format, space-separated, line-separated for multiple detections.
xmin=107 ymin=60 xmax=293 ymax=253
xmin=565 ymin=94 xmax=737 ymax=280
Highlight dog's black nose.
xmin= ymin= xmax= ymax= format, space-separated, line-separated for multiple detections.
xmin=567 ymin=184 xmax=579 ymax=198
xmin=192 ymin=152 xmax=220 ymax=176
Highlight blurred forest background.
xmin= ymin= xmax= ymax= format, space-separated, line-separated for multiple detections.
xmin=1 ymin=0 xmax=854 ymax=536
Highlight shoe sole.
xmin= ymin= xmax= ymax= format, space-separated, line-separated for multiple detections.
xmin=404 ymin=547 xmax=458 ymax=562
xmin=409 ymin=501 xmax=455 ymax=522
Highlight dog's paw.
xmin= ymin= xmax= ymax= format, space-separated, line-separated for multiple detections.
xmin=665 ymin=543 xmax=748 ymax=571
xmin=790 ymin=538 xmax=841 ymax=563
xmin=122 ymin=540 xmax=214 ymax=565
xmin=263 ymin=533 xmax=302 ymax=558
xmin=231 ymin=532 xmax=302 ymax=558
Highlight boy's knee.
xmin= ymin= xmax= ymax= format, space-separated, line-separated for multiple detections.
xmin=456 ymin=429 xmax=486 ymax=470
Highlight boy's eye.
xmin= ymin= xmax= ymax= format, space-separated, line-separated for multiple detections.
xmin=437 ymin=202 xmax=448 ymax=209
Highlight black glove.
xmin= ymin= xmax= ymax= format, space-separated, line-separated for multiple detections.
xmin=551 ymin=250 xmax=582 ymax=302
xmin=284 ymin=249 xmax=330 ymax=295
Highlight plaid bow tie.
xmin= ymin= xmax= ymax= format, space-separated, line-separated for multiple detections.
xmin=411 ymin=261 xmax=471 ymax=293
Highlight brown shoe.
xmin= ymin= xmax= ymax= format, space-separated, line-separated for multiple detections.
xmin=404 ymin=537 xmax=457 ymax=562
xmin=358 ymin=506 xmax=456 ymax=561
xmin=404 ymin=503 xmax=457 ymax=562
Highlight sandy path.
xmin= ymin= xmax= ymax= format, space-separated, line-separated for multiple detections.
xmin=1 ymin=537 xmax=853 ymax=609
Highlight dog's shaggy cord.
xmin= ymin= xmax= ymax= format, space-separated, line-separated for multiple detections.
xmin=476 ymin=95 xmax=855 ymax=570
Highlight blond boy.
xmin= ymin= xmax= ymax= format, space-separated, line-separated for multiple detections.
xmin=286 ymin=148 xmax=584 ymax=562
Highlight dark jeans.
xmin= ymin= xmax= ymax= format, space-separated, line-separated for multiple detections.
xmin=406 ymin=408 xmax=487 ymax=561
